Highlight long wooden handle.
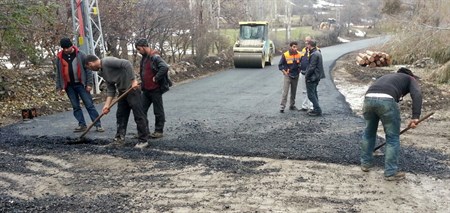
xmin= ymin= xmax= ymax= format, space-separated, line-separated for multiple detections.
xmin=399 ymin=112 xmax=435 ymax=135
xmin=373 ymin=112 xmax=434 ymax=152
xmin=79 ymin=112 xmax=106 ymax=138
xmin=108 ymin=86 xmax=137 ymax=109
xmin=79 ymin=86 xmax=137 ymax=138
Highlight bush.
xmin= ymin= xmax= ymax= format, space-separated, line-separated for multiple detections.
xmin=313 ymin=30 xmax=341 ymax=48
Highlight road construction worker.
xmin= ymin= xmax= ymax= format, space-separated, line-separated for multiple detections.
xmin=135 ymin=38 xmax=171 ymax=140
xmin=304 ymin=40 xmax=325 ymax=116
xmin=298 ymin=36 xmax=314 ymax=111
xmin=278 ymin=41 xmax=302 ymax=113
xmin=55 ymin=37 xmax=104 ymax=133
xmin=85 ymin=55 xmax=149 ymax=147
xmin=361 ymin=67 xmax=422 ymax=181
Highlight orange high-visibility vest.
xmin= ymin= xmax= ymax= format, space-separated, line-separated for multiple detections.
xmin=284 ymin=51 xmax=302 ymax=64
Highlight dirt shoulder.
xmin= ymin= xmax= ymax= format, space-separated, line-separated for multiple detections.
xmin=333 ymin=52 xmax=450 ymax=155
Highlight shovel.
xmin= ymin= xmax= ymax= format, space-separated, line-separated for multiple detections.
xmin=71 ymin=86 xmax=137 ymax=144
xmin=373 ymin=112 xmax=434 ymax=152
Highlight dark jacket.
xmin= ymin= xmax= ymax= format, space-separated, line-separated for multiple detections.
xmin=305 ymin=48 xmax=325 ymax=83
xmin=366 ymin=73 xmax=422 ymax=119
xmin=278 ymin=50 xmax=301 ymax=78
xmin=139 ymin=54 xmax=172 ymax=94
xmin=300 ymin=46 xmax=321 ymax=72
xmin=300 ymin=47 xmax=309 ymax=72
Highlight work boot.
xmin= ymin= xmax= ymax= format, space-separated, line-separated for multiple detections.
xmin=96 ymin=126 xmax=105 ymax=132
xmin=384 ymin=172 xmax=406 ymax=181
xmin=308 ymin=111 xmax=322 ymax=116
xmin=74 ymin=125 xmax=87 ymax=132
xmin=135 ymin=141 xmax=149 ymax=149
xmin=150 ymin=131 xmax=164 ymax=139
xmin=361 ymin=165 xmax=371 ymax=172
xmin=109 ymin=136 xmax=125 ymax=147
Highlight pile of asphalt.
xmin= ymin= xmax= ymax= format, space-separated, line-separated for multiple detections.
xmin=1 ymin=113 xmax=448 ymax=178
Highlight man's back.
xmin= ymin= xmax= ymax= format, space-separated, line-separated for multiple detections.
xmin=100 ymin=57 xmax=134 ymax=96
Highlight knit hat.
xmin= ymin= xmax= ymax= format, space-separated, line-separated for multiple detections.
xmin=135 ymin=38 xmax=149 ymax=48
xmin=60 ymin=38 xmax=73 ymax=48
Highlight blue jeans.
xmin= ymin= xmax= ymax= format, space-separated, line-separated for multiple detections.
xmin=66 ymin=83 xmax=101 ymax=127
xmin=306 ymin=81 xmax=321 ymax=113
xmin=361 ymin=97 xmax=400 ymax=177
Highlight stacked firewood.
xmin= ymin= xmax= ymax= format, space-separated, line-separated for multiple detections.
xmin=356 ymin=50 xmax=392 ymax=68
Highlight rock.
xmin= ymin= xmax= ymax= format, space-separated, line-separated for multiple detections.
xmin=413 ymin=57 xmax=434 ymax=68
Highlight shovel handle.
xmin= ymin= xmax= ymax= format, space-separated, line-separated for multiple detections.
xmin=79 ymin=86 xmax=137 ymax=138
xmin=79 ymin=112 xmax=106 ymax=138
xmin=373 ymin=112 xmax=434 ymax=152
xmin=108 ymin=86 xmax=137 ymax=109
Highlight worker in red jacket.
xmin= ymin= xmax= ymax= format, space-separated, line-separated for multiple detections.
xmin=55 ymin=37 xmax=104 ymax=133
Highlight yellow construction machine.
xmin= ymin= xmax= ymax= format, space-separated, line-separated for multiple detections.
xmin=319 ymin=18 xmax=339 ymax=31
xmin=233 ymin=21 xmax=275 ymax=68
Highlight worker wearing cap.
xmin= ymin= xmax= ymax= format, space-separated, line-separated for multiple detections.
xmin=360 ymin=67 xmax=422 ymax=181
xmin=55 ymin=37 xmax=104 ymax=133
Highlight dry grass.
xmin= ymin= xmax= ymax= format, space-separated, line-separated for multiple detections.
xmin=384 ymin=30 xmax=450 ymax=83
xmin=431 ymin=61 xmax=450 ymax=84
xmin=377 ymin=0 xmax=450 ymax=84
xmin=382 ymin=28 xmax=450 ymax=64
xmin=379 ymin=21 xmax=450 ymax=83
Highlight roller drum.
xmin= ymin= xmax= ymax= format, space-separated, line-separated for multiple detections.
xmin=233 ymin=52 xmax=265 ymax=68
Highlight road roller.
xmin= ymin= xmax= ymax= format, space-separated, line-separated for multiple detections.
xmin=233 ymin=21 xmax=275 ymax=68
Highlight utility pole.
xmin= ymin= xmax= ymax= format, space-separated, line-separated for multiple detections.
xmin=244 ymin=0 xmax=250 ymax=20
xmin=336 ymin=0 xmax=341 ymax=23
xmin=259 ymin=0 xmax=263 ymax=20
xmin=70 ymin=0 xmax=106 ymax=94
xmin=285 ymin=0 xmax=292 ymax=42
xmin=217 ymin=0 xmax=220 ymax=29
xmin=215 ymin=0 xmax=220 ymax=53
xmin=273 ymin=0 xmax=278 ymax=42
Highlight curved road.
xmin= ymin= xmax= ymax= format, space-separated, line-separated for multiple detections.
xmin=1 ymin=37 xmax=449 ymax=212
xmin=2 ymin=36 xmax=448 ymax=175
xmin=9 ymin=37 xmax=389 ymax=138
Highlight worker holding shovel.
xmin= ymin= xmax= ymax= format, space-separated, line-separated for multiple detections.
xmin=85 ymin=55 xmax=149 ymax=147
xmin=360 ymin=67 xmax=422 ymax=181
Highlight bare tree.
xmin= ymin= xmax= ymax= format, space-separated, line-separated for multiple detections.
xmin=99 ymin=0 xmax=139 ymax=58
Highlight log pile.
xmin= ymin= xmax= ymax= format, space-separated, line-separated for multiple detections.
xmin=356 ymin=50 xmax=392 ymax=68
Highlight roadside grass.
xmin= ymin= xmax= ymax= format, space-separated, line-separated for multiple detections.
xmin=432 ymin=61 xmax=450 ymax=84
xmin=379 ymin=27 xmax=450 ymax=83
